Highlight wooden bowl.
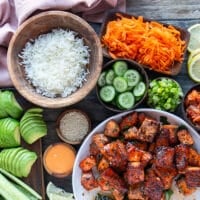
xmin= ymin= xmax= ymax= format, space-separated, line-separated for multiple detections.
xmin=182 ymin=84 xmax=200 ymax=132
xmin=96 ymin=58 xmax=149 ymax=112
xmin=43 ymin=142 xmax=76 ymax=178
xmin=7 ymin=11 xmax=102 ymax=108
xmin=56 ymin=109 xmax=91 ymax=144
xmin=100 ymin=11 xmax=190 ymax=75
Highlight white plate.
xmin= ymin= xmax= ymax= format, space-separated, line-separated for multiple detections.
xmin=72 ymin=108 xmax=200 ymax=200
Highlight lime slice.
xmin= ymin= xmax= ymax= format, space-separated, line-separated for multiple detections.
xmin=188 ymin=48 xmax=200 ymax=65
xmin=188 ymin=54 xmax=200 ymax=82
xmin=49 ymin=193 xmax=73 ymax=200
xmin=46 ymin=182 xmax=74 ymax=200
xmin=187 ymin=24 xmax=200 ymax=52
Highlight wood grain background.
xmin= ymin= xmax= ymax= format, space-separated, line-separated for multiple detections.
xmin=6 ymin=0 xmax=200 ymax=199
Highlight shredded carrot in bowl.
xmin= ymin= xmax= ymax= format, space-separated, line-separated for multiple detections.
xmin=102 ymin=14 xmax=186 ymax=73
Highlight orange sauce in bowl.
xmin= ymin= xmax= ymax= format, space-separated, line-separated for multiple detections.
xmin=43 ymin=143 xmax=76 ymax=177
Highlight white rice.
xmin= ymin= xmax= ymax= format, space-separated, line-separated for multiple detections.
xmin=19 ymin=29 xmax=90 ymax=98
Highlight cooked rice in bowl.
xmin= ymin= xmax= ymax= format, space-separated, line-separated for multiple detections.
xmin=19 ymin=28 xmax=90 ymax=98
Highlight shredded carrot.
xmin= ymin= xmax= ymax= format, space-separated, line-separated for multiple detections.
xmin=102 ymin=14 xmax=186 ymax=73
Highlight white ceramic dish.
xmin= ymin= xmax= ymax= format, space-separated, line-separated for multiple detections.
xmin=72 ymin=108 xmax=200 ymax=200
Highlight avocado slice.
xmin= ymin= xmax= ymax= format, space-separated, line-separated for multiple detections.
xmin=26 ymin=108 xmax=43 ymax=114
xmin=6 ymin=148 xmax=23 ymax=176
xmin=20 ymin=115 xmax=43 ymax=131
xmin=20 ymin=108 xmax=47 ymax=144
xmin=0 ymin=92 xmax=8 ymax=119
xmin=0 ymin=147 xmax=37 ymax=178
xmin=22 ymin=125 xmax=47 ymax=144
xmin=14 ymin=149 xmax=30 ymax=177
xmin=18 ymin=151 xmax=37 ymax=177
xmin=0 ymin=118 xmax=21 ymax=148
xmin=0 ymin=91 xmax=23 ymax=119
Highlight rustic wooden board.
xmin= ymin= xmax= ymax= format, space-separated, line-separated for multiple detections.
xmin=2 ymin=1 xmax=200 ymax=199
xmin=23 ymin=140 xmax=45 ymax=200
xmin=126 ymin=0 xmax=200 ymax=19
xmin=0 ymin=88 xmax=45 ymax=199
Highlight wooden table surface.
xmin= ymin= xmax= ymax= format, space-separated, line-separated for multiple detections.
xmin=13 ymin=0 xmax=200 ymax=199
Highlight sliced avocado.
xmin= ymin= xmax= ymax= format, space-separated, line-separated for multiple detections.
xmin=18 ymin=151 xmax=37 ymax=177
xmin=0 ymin=91 xmax=8 ymax=119
xmin=26 ymin=108 xmax=43 ymax=114
xmin=20 ymin=117 xmax=44 ymax=133
xmin=22 ymin=126 xmax=47 ymax=144
xmin=21 ymin=113 xmax=43 ymax=121
xmin=14 ymin=149 xmax=30 ymax=177
xmin=0 ymin=147 xmax=37 ymax=178
xmin=0 ymin=151 xmax=7 ymax=170
xmin=0 ymin=118 xmax=21 ymax=148
xmin=0 ymin=147 xmax=23 ymax=177
xmin=0 ymin=91 xmax=23 ymax=119
xmin=6 ymin=147 xmax=23 ymax=176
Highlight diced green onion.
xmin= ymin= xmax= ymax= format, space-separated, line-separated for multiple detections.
xmin=147 ymin=78 xmax=183 ymax=112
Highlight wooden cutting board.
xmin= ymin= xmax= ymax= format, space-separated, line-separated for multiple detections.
xmin=23 ymin=140 xmax=45 ymax=200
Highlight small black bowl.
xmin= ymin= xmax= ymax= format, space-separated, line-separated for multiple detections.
xmin=147 ymin=77 xmax=183 ymax=113
xmin=96 ymin=58 xmax=149 ymax=112
xmin=182 ymin=84 xmax=200 ymax=132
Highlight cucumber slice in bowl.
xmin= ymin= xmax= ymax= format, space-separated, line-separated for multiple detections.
xmin=123 ymin=69 xmax=141 ymax=87
xmin=113 ymin=77 xmax=128 ymax=93
xmin=97 ymin=71 xmax=106 ymax=87
xmin=117 ymin=92 xmax=135 ymax=109
xmin=96 ymin=58 xmax=149 ymax=112
xmin=133 ymin=81 xmax=146 ymax=97
xmin=113 ymin=60 xmax=128 ymax=76
xmin=99 ymin=86 xmax=116 ymax=102
xmin=105 ymin=69 xmax=115 ymax=85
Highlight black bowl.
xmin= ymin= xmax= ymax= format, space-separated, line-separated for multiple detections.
xmin=182 ymin=84 xmax=200 ymax=132
xmin=147 ymin=77 xmax=183 ymax=113
xmin=96 ymin=58 xmax=149 ymax=112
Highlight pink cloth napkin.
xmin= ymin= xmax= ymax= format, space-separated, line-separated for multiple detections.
xmin=0 ymin=0 xmax=126 ymax=87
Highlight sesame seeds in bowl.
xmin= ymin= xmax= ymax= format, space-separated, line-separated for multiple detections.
xmin=56 ymin=109 xmax=91 ymax=144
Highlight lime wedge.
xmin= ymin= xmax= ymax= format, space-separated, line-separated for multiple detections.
xmin=46 ymin=182 xmax=74 ymax=200
xmin=188 ymin=48 xmax=200 ymax=66
xmin=187 ymin=24 xmax=200 ymax=52
xmin=49 ymin=193 xmax=73 ymax=200
xmin=188 ymin=54 xmax=200 ymax=82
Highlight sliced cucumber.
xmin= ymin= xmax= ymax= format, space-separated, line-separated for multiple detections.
xmin=133 ymin=81 xmax=146 ymax=97
xmin=97 ymin=71 xmax=106 ymax=87
xmin=0 ymin=172 xmax=29 ymax=200
xmin=105 ymin=69 xmax=115 ymax=85
xmin=123 ymin=69 xmax=141 ymax=87
xmin=113 ymin=77 xmax=128 ymax=93
xmin=99 ymin=86 xmax=116 ymax=102
xmin=117 ymin=92 xmax=135 ymax=109
xmin=113 ymin=61 xmax=128 ymax=76
xmin=0 ymin=168 xmax=42 ymax=199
